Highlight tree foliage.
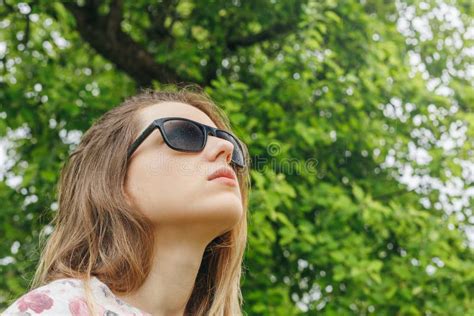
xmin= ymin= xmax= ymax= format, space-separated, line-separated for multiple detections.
xmin=0 ymin=0 xmax=473 ymax=314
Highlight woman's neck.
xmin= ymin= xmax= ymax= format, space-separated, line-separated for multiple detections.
xmin=114 ymin=225 xmax=213 ymax=316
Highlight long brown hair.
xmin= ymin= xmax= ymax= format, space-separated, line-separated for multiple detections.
xmin=30 ymin=85 xmax=251 ymax=315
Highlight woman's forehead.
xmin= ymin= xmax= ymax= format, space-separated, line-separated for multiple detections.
xmin=137 ymin=102 xmax=217 ymax=129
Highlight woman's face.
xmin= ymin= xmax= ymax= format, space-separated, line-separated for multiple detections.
xmin=124 ymin=102 xmax=243 ymax=237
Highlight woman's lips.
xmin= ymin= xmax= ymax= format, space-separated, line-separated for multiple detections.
xmin=207 ymin=167 xmax=238 ymax=186
xmin=207 ymin=167 xmax=237 ymax=181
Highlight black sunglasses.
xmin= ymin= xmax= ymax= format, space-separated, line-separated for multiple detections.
xmin=127 ymin=117 xmax=246 ymax=168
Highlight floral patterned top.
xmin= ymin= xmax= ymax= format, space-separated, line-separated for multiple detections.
xmin=1 ymin=276 xmax=152 ymax=316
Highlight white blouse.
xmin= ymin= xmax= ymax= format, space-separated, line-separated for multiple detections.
xmin=2 ymin=276 xmax=151 ymax=315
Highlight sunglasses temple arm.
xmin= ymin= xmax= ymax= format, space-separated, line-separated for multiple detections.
xmin=127 ymin=123 xmax=157 ymax=160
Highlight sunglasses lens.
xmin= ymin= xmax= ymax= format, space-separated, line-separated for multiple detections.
xmin=163 ymin=120 xmax=204 ymax=151
xmin=216 ymin=130 xmax=245 ymax=167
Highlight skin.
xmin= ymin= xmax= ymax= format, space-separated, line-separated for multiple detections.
xmin=118 ymin=102 xmax=243 ymax=316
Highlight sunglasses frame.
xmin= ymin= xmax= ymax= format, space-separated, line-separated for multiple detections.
xmin=127 ymin=117 xmax=246 ymax=168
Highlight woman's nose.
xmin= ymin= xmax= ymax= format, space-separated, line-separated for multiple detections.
xmin=206 ymin=136 xmax=234 ymax=165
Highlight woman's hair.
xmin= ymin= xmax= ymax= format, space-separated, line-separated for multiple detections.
xmin=29 ymin=85 xmax=251 ymax=315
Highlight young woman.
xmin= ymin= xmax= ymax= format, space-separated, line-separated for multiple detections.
xmin=2 ymin=87 xmax=251 ymax=315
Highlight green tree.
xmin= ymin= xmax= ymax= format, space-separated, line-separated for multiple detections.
xmin=0 ymin=0 xmax=473 ymax=315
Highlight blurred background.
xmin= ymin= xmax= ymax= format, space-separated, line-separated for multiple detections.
xmin=0 ymin=0 xmax=473 ymax=315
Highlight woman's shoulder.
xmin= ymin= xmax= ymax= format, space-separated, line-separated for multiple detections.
xmin=1 ymin=278 xmax=90 ymax=315
xmin=1 ymin=277 xmax=151 ymax=316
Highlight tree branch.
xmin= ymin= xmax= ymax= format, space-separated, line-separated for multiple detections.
xmin=64 ymin=1 xmax=190 ymax=88
xmin=106 ymin=0 xmax=123 ymax=36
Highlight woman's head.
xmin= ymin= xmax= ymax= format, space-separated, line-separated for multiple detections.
xmin=31 ymin=85 xmax=251 ymax=315
xmin=125 ymin=101 xmax=245 ymax=240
